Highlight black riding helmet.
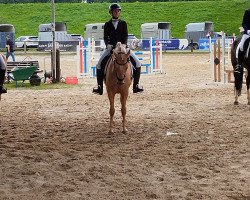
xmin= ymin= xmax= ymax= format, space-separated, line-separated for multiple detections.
xmin=109 ymin=3 xmax=121 ymax=13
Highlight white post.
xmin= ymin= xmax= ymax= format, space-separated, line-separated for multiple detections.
xmin=209 ymin=36 xmax=212 ymax=62
xmin=211 ymin=43 xmax=215 ymax=82
xmin=159 ymin=43 xmax=163 ymax=74
xmin=222 ymin=32 xmax=226 ymax=83
xmin=150 ymin=37 xmax=153 ymax=74
xmin=77 ymin=44 xmax=80 ymax=78
xmin=87 ymin=38 xmax=92 ymax=77
xmin=51 ymin=0 xmax=56 ymax=82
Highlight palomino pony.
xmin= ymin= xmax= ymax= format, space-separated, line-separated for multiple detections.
xmin=231 ymin=37 xmax=250 ymax=105
xmin=105 ymin=42 xmax=132 ymax=134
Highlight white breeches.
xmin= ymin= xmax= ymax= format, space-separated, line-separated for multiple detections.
xmin=96 ymin=48 xmax=141 ymax=70
xmin=236 ymin=34 xmax=249 ymax=59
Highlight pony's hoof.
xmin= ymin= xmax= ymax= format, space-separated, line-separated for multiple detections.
xmin=108 ymin=130 xmax=114 ymax=134
xmin=122 ymin=128 xmax=128 ymax=134
xmin=234 ymin=101 xmax=239 ymax=105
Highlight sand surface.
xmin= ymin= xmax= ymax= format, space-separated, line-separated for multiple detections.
xmin=0 ymin=52 xmax=249 ymax=200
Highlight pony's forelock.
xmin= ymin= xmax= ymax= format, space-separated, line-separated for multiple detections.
xmin=115 ymin=42 xmax=127 ymax=54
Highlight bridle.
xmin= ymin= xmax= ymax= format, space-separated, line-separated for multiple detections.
xmin=113 ymin=52 xmax=130 ymax=84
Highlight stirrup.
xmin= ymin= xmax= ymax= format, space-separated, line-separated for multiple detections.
xmin=234 ymin=64 xmax=242 ymax=74
xmin=93 ymin=86 xmax=103 ymax=95
xmin=133 ymin=85 xmax=144 ymax=93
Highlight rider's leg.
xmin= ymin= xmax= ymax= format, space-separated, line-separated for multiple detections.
xmin=93 ymin=68 xmax=104 ymax=95
xmin=130 ymin=51 xmax=144 ymax=93
xmin=5 ymin=52 xmax=10 ymax=62
xmin=10 ymin=52 xmax=15 ymax=62
xmin=93 ymin=49 xmax=111 ymax=95
xmin=235 ymin=34 xmax=249 ymax=73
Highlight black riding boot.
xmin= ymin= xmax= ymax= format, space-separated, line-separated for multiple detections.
xmin=0 ymin=69 xmax=7 ymax=94
xmin=133 ymin=67 xmax=144 ymax=93
xmin=235 ymin=49 xmax=244 ymax=73
xmin=93 ymin=68 xmax=104 ymax=95
xmin=93 ymin=55 xmax=111 ymax=95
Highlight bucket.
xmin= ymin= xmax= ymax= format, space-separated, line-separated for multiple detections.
xmin=65 ymin=77 xmax=78 ymax=85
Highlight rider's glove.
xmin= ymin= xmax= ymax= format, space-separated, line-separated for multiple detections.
xmin=247 ymin=30 xmax=250 ymax=35
xmin=107 ymin=44 xmax=113 ymax=50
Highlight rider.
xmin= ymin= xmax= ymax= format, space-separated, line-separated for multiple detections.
xmin=93 ymin=3 xmax=144 ymax=95
xmin=0 ymin=54 xmax=7 ymax=94
xmin=235 ymin=8 xmax=250 ymax=73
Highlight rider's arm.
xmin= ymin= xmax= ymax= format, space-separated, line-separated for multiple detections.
xmin=121 ymin=21 xmax=128 ymax=45
xmin=104 ymin=22 xmax=110 ymax=47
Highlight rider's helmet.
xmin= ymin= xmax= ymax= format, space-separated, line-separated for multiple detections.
xmin=109 ymin=3 xmax=121 ymax=13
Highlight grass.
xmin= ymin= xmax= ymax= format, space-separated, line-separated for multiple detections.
xmin=0 ymin=1 xmax=249 ymax=39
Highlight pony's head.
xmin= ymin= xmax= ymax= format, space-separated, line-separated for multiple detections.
xmin=112 ymin=42 xmax=130 ymax=84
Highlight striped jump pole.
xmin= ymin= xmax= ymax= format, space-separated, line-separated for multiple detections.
xmin=77 ymin=38 xmax=92 ymax=78
xmin=151 ymin=38 xmax=163 ymax=74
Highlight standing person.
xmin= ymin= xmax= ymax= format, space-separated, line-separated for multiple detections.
xmin=6 ymin=36 xmax=15 ymax=62
xmin=0 ymin=54 xmax=7 ymax=94
xmin=235 ymin=8 xmax=250 ymax=73
xmin=93 ymin=3 xmax=143 ymax=95
xmin=206 ymin=31 xmax=211 ymax=38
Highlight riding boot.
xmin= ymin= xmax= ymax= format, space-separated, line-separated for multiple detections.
xmin=0 ymin=69 xmax=7 ymax=94
xmin=133 ymin=67 xmax=144 ymax=93
xmin=93 ymin=55 xmax=111 ymax=95
xmin=93 ymin=68 xmax=104 ymax=95
xmin=235 ymin=49 xmax=244 ymax=73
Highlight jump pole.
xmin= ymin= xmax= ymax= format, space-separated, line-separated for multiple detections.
xmin=79 ymin=39 xmax=83 ymax=75
xmin=77 ymin=37 xmax=163 ymax=77
xmin=150 ymin=38 xmax=163 ymax=74
xmin=218 ymin=39 xmax=221 ymax=82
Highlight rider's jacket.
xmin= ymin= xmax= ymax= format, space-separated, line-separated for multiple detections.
xmin=104 ymin=19 xmax=128 ymax=48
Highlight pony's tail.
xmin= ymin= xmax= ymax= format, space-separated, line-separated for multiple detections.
xmin=234 ymin=69 xmax=244 ymax=95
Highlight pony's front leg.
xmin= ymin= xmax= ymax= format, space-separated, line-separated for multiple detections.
xmin=234 ymin=88 xmax=240 ymax=105
xmin=108 ymin=92 xmax=115 ymax=134
xmin=120 ymin=93 xmax=128 ymax=134
xmin=246 ymin=71 xmax=250 ymax=105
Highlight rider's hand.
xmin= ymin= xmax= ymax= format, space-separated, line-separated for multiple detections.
xmin=107 ymin=44 xmax=113 ymax=50
xmin=247 ymin=30 xmax=250 ymax=35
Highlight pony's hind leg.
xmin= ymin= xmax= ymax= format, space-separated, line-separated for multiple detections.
xmin=108 ymin=93 xmax=115 ymax=134
xmin=120 ymin=93 xmax=128 ymax=134
xmin=234 ymin=89 xmax=240 ymax=105
xmin=246 ymin=70 xmax=250 ymax=105
xmin=234 ymin=69 xmax=244 ymax=105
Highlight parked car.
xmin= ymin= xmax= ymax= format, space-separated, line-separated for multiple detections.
xmin=15 ymin=36 xmax=39 ymax=48
xmin=128 ymin=34 xmax=140 ymax=50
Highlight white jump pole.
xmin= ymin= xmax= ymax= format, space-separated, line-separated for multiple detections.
xmin=222 ymin=33 xmax=226 ymax=83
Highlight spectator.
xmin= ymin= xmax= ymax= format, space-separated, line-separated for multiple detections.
xmin=6 ymin=37 xmax=15 ymax=62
